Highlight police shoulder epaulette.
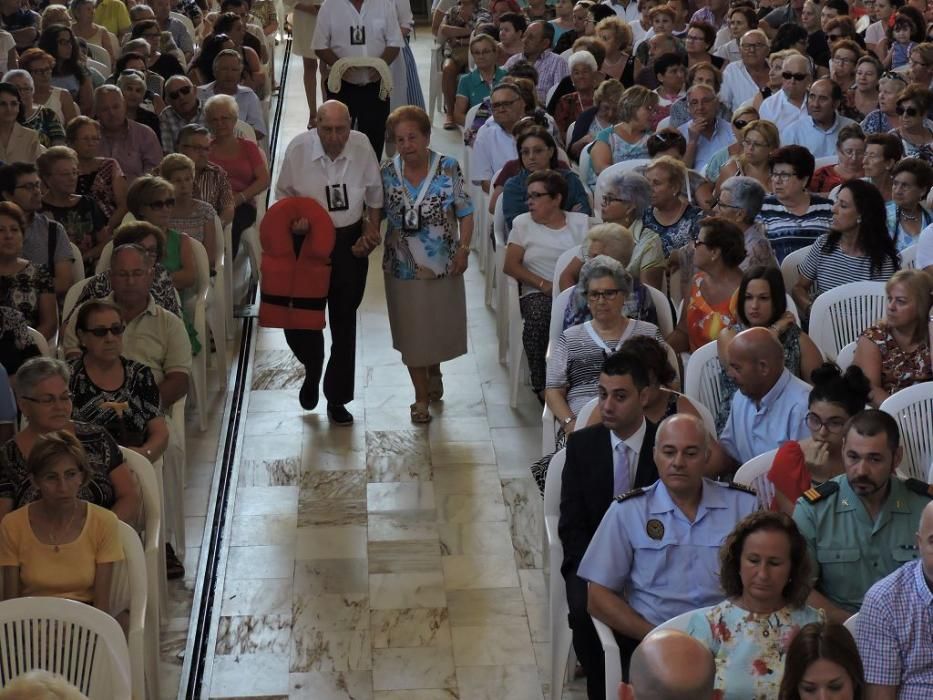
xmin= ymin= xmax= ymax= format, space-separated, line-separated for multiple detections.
xmin=615 ymin=487 xmax=647 ymax=503
xmin=724 ymin=481 xmax=757 ymax=496
xmin=904 ymin=478 xmax=933 ymax=499
xmin=802 ymin=480 xmax=839 ymax=504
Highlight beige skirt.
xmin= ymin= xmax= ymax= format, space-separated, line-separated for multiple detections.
xmin=385 ymin=274 xmax=468 ymax=367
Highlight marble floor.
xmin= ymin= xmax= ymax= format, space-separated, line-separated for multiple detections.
xmin=160 ymin=28 xmax=587 ymax=700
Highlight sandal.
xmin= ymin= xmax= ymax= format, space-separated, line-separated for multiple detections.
xmin=410 ymin=402 xmax=432 ymax=424
xmin=427 ymin=374 xmax=444 ymax=402
xmin=443 ymin=114 xmax=457 ymax=130
xmin=307 ymin=113 xmax=317 ymax=130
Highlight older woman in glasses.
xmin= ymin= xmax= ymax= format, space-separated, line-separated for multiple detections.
xmin=809 ymin=124 xmax=866 ymax=193
xmin=885 ymin=157 xmax=933 ymax=250
xmin=2 ymin=69 xmax=65 ymax=148
xmin=68 ymin=299 xmax=167 ymax=461
xmin=890 ymin=84 xmax=933 ymax=159
xmin=19 ymin=48 xmax=78 ymax=126
xmin=67 ymin=116 xmax=127 ymax=232
xmin=862 ymin=132 xmax=904 ymax=201
xmin=0 ymin=356 xmax=139 ymax=525
xmin=861 ymin=70 xmax=910 ymax=133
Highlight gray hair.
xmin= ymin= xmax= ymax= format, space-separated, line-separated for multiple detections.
xmin=577 ymin=253 xmax=633 ymax=300
xmin=13 ymin=357 xmax=70 ymax=397
xmin=204 ymin=93 xmax=238 ymax=118
xmin=129 ymin=4 xmax=154 ymax=20
xmin=605 ymin=171 xmax=652 ymax=217
xmin=720 ymin=175 xmax=765 ymax=222
xmin=2 ymin=69 xmax=33 ymax=90
xmin=117 ymin=69 xmax=146 ymax=91
xmin=568 ymin=50 xmax=597 ymax=72
xmin=122 ymin=38 xmax=150 ymax=57
xmin=213 ymin=48 xmax=243 ymax=71
xmin=93 ymin=83 xmax=123 ymax=109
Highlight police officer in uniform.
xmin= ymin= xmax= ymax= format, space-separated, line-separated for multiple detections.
xmin=275 ymin=100 xmax=383 ymax=424
xmin=577 ymin=414 xmax=758 ymax=690
xmin=793 ymin=409 xmax=932 ymax=623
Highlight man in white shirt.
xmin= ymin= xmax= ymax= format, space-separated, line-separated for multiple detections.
xmin=274 ymin=101 xmax=383 ymax=424
xmin=196 ymin=50 xmax=267 ymax=140
xmin=758 ymin=52 xmax=812 ymax=130
xmin=783 ymin=78 xmax=856 ymax=158
xmin=312 ymin=0 xmax=404 ymax=159
xmin=719 ymin=29 xmax=771 ymax=113
xmin=471 ymin=82 xmax=523 ymax=192
xmin=678 ymin=84 xmax=734 ymax=173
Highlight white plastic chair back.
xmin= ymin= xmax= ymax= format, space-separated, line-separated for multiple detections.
xmin=656 ymin=116 xmax=671 ymax=130
xmin=95 ymin=240 xmax=113 ymax=275
xmin=0 ymin=597 xmax=132 ymax=699
xmin=578 ymin=141 xmax=595 ymax=191
xmin=171 ymin=10 xmax=196 ymax=42
xmin=835 ymin=340 xmax=857 ymax=370
xmin=576 ymin=396 xmax=599 ymax=427
xmin=780 ymin=244 xmax=811 ymax=293
xmin=655 ymin=606 xmax=709 ymax=631
xmin=61 ymin=276 xmax=94 ymax=334
xmin=814 ymin=155 xmax=839 ymax=169
xmin=645 ymin=284 xmax=673 ymax=336
xmin=785 ymin=293 xmax=801 ymax=324
xmin=734 ymin=448 xmax=779 ymax=486
xmin=86 ymin=42 xmax=110 ymax=71
xmin=808 ymin=281 xmax=886 ymax=360
xmin=900 ymin=244 xmax=917 ymax=269
xmin=548 ymin=287 xmax=574 ymax=354
xmin=111 ymin=521 xmax=147 ymax=700
xmin=236 ymin=119 xmax=257 ymax=142
xmin=494 ymin=195 xmax=509 ymax=364
xmin=844 ymin=612 xmax=859 ymax=637
xmin=25 ymin=326 xmax=50 ymax=357
xmin=543 ymin=448 xmax=574 ymax=700
xmin=673 ymin=390 xmax=715 ymax=435
xmin=68 ymin=241 xmax=84 ymax=282
xmin=552 ymin=246 xmax=581 ymax=294
xmin=880 ymin=383 xmax=933 ymax=480
xmin=683 ymin=340 xmax=723 ymax=420
xmin=566 ymin=121 xmax=574 ymax=149
xmin=188 ymin=236 xmax=212 ymax=431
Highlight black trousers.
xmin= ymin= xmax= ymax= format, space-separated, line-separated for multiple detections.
xmin=565 ymin=569 xmax=640 ymax=699
xmin=325 ymin=80 xmax=389 ymax=159
xmin=232 ymin=201 xmax=257 ymax=257
xmin=283 ymin=223 xmax=369 ymax=406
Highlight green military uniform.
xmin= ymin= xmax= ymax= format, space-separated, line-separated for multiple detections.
xmin=792 ymin=474 xmax=932 ymax=613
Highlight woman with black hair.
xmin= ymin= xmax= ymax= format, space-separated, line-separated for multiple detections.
xmin=792 ymin=179 xmax=899 ymax=318
xmin=767 ymin=362 xmax=872 ymax=514
xmin=37 ymin=25 xmax=92 ymax=116
xmin=188 ymin=33 xmax=235 ymax=86
xmin=130 ymin=19 xmax=185 ymax=83
xmin=0 ymin=83 xmax=42 ymax=164
xmin=210 ymin=13 xmax=264 ymax=97
xmin=715 ymin=265 xmax=823 ymax=432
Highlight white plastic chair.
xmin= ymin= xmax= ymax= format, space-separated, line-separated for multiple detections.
xmin=0 ymin=597 xmax=132 ymax=699
xmin=814 ymin=155 xmax=839 ymax=169
xmin=186 ymin=237 xmax=211 ymax=431
xmin=547 ymin=287 xmax=575 ymax=355
xmin=493 ymin=195 xmax=509 ymax=364
xmin=111 ymin=521 xmax=147 ymax=700
xmin=785 ymin=293 xmax=801 ymax=325
xmin=844 ymin=612 xmax=859 ymax=637
xmin=68 ymin=241 xmax=84 ymax=283
xmin=835 ymin=340 xmax=857 ymax=370
xmin=427 ymin=39 xmax=444 ymax=122
xmin=162 ymin=399 xmax=187 ymax=564
xmin=734 ymin=448 xmax=779 ymax=486
xmin=209 ymin=213 xmax=229 ymax=351
xmin=576 ymin=396 xmax=599 ymax=427
xmin=880 ymin=383 xmax=933 ymax=480
xmin=86 ymin=42 xmax=111 ymax=73
xmin=900 ymin=244 xmax=917 ymax=269
xmin=60 ymin=276 xmax=94 ymax=339
xmin=543 ymin=448 xmax=574 ymax=700
xmin=683 ymin=340 xmax=724 ymax=421
xmin=645 ymin=284 xmax=673 ymax=337
xmin=552 ymin=246 xmax=581 ymax=296
xmin=171 ymin=10 xmax=196 ymax=44
xmin=780 ymin=244 xmax=811 ymax=293
xmin=808 ymin=281 xmax=886 ymax=361
xmin=507 ymin=276 xmax=528 ymax=408
xmin=656 ymin=116 xmax=671 ymax=130
xmin=25 ymin=326 xmax=50 ymax=357
xmin=121 ymin=447 xmax=164 ymax=637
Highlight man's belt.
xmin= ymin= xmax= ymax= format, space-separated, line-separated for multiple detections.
xmin=259 ymin=293 xmax=327 ymax=310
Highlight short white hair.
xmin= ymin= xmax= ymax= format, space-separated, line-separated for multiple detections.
xmin=204 ymin=93 xmax=238 ymax=118
xmin=568 ymin=50 xmax=597 ymax=72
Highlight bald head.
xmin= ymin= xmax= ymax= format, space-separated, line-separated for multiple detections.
xmin=318 ymin=100 xmax=350 ymax=124
xmin=622 ymin=630 xmax=717 ymax=700
xmin=317 ymin=100 xmax=352 ymax=158
xmin=731 ymin=327 xmax=784 ymax=366
xmin=726 ymin=327 xmax=785 ymax=400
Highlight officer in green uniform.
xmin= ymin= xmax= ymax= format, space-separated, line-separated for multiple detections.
xmin=793 ymin=410 xmax=933 ymax=624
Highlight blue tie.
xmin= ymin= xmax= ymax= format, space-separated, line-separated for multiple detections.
xmin=613 ymin=443 xmax=631 ymax=495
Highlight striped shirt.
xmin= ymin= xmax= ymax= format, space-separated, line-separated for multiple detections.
xmin=799 ymin=233 xmax=898 ymax=299
xmin=759 ymin=194 xmax=833 ymax=263
xmin=857 ymin=560 xmax=933 ymax=700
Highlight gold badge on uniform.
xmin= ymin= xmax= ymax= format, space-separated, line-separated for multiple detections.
xmin=646 ymin=519 xmax=664 ymax=540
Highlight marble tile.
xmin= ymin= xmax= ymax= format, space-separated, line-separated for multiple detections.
xmin=292 ymin=593 xmax=369 ymax=631
xmin=294 ymin=559 xmax=369 ymax=596
xmin=457 ymin=665 xmax=543 ymax=700
xmin=369 ymin=572 xmax=447 ymax=610
xmin=370 ymin=608 xmax=451 ymax=649
xmin=238 ymin=456 xmax=301 ymax=487
xmin=229 ymin=515 xmax=298 ymax=547
xmin=450 ymin=624 xmax=536 ymax=667
xmin=297 ymin=499 xmax=368 ymax=527
xmin=490 ymin=427 xmax=541 ymax=479
xmin=525 ymin=603 xmax=549 ymax=644
xmin=164 ymin=578 xmax=195 ymax=619
xmin=437 ymin=521 xmax=516 ymax=558
xmin=234 ymin=486 xmax=299 ymax=516
xmin=214 ymin=614 xmax=292 ymax=655
xmin=221 ymin=579 xmax=293 ymax=616
xmin=501 ymin=478 xmax=544 ymax=569
xmin=209 ymin=652 xmax=290 ymax=697
xmin=183 ymin=487 xmax=210 ymax=518
xmin=430 ymin=441 xmax=497 ymax=466
xmin=372 ymin=691 xmax=459 ymax=700
xmin=243 ymin=411 xmax=307 ymax=436
xmin=248 ymin=389 xmax=300 ymax=413
xmin=519 ymin=569 xmax=547 ymax=608
xmin=366 ymin=430 xmax=433 ymax=482
xmin=442 ymin=555 xmax=520 ymax=590
xmin=427 ymin=417 xmax=491 ymax=443
xmin=445 ymin=588 xmax=528 ymax=628
xmin=368 ymin=540 xmax=442 ymax=574
xmin=435 ymin=493 xmax=508 ymax=524
xmin=300 ymin=470 xmax=368 ymax=500
xmin=295 ymin=525 xmax=368 ymax=559
xmin=368 ymin=513 xmax=439 ymax=543
xmin=431 ymin=464 xmax=502 ymax=496
xmin=289 ymin=627 xmax=371 ymax=673
xmin=226 ymin=545 xmax=295 ymax=580
xmin=240 ymin=431 xmax=303 ymax=467
xmin=287 ymin=671 xmax=374 ymax=700
xmin=251 ymin=349 xmax=305 ymax=390
xmin=367 ymin=482 xmax=436 ymax=513
xmin=371 ymin=647 xmax=457 ymax=691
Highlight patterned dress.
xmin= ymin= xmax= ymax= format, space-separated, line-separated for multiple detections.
xmin=43 ymin=195 xmax=108 ymax=259
xmin=23 ymin=106 xmax=64 ymax=148
xmin=687 ymin=600 xmax=824 ymax=700
xmin=684 ymin=274 xmax=739 ymax=352
xmin=0 ymin=262 xmax=53 ymax=328
xmin=860 ymin=324 xmax=933 ymax=395
xmin=76 ymin=158 xmax=123 ymax=221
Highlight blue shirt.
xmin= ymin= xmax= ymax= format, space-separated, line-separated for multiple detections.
xmin=858 ymin=560 xmax=933 ymax=699
xmin=678 ymin=118 xmax=735 ymax=174
xmin=719 ymin=369 xmax=810 ymax=465
xmin=456 ymin=67 xmax=507 ymax=110
xmin=578 ymin=479 xmax=759 ymax=626
xmin=783 ymin=113 xmax=857 ymax=159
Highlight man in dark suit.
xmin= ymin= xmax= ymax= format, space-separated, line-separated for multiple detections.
xmin=558 ymin=349 xmax=659 ymax=700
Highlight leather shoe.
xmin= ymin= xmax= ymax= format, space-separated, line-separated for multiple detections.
xmin=299 ymin=377 xmax=319 ymax=410
xmin=327 ymin=404 xmax=354 ymax=425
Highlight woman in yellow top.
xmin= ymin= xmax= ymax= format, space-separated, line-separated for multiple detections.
xmin=0 ymin=431 xmax=123 ymax=612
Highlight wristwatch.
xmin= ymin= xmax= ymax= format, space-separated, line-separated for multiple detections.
xmin=562 ymin=416 xmax=573 ymax=425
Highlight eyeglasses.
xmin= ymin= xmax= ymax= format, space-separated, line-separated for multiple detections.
xmin=685 ymin=34 xmax=705 ymax=42
xmin=833 ymin=55 xmax=856 ymax=65
xmin=83 ymin=323 xmax=126 ymax=337
xmin=840 ymin=148 xmax=865 ymax=159
xmin=732 ymin=118 xmax=750 ymax=129
xmin=14 ymin=181 xmax=40 ymax=191
xmin=526 ymin=191 xmax=552 ymax=200
xmin=586 ymin=289 xmax=621 ymax=301
xmin=882 ymin=71 xmax=908 ymax=83
xmin=782 ymin=71 xmax=808 ymax=81
xmin=805 ymin=412 xmax=847 ymax=433
xmin=712 ymin=198 xmax=742 ymax=210
xmin=771 ymin=170 xmax=798 ymax=180
xmin=896 ymin=105 xmax=920 ymax=116
xmin=601 ymin=194 xmax=626 ymax=205
xmin=167 ymin=84 xmax=192 ymax=100
xmin=145 ymin=198 xmax=175 ymax=209
xmin=491 ymin=97 xmax=519 ymax=110
xmin=22 ymin=392 xmax=73 ymax=405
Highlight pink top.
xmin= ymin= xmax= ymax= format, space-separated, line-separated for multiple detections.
xmin=207 ymin=138 xmax=264 ymax=193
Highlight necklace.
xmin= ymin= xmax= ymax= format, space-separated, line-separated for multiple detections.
xmin=44 ymin=501 xmax=79 ymax=553
xmin=900 ymin=208 xmax=919 ymax=221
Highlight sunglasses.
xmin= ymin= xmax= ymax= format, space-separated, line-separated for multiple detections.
xmin=732 ymin=118 xmax=750 ymax=129
xmin=782 ymin=71 xmax=808 ymax=81
xmin=896 ymin=105 xmax=920 ymax=116
xmin=168 ymin=84 xmax=192 ymax=100
xmin=145 ymin=198 xmax=175 ymax=209
xmin=84 ymin=324 xmax=126 ymax=337
xmin=882 ymin=71 xmax=908 ymax=83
